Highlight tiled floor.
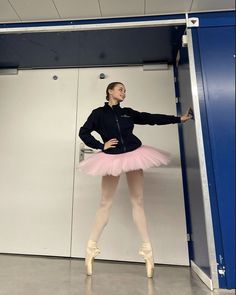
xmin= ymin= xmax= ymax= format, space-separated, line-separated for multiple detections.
xmin=0 ymin=254 xmax=234 ymax=295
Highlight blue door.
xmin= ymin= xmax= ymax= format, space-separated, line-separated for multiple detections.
xmin=192 ymin=25 xmax=235 ymax=289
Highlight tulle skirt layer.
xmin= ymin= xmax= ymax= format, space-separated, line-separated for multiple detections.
xmin=76 ymin=145 xmax=171 ymax=176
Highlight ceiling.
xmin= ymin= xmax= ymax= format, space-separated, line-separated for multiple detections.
xmin=0 ymin=0 xmax=235 ymax=24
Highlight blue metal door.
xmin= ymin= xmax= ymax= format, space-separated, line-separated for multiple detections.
xmin=193 ymin=25 xmax=235 ymax=289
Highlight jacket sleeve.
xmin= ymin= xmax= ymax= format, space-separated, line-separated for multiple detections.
xmin=79 ymin=110 xmax=104 ymax=150
xmin=127 ymin=107 xmax=181 ymax=125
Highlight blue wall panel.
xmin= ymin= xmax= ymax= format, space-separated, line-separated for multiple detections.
xmin=190 ymin=11 xmax=235 ymax=27
xmin=193 ymin=25 xmax=235 ymax=289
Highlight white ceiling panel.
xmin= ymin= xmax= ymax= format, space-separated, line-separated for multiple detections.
xmin=99 ymin=0 xmax=144 ymax=17
xmin=9 ymin=0 xmax=60 ymax=21
xmin=191 ymin=0 xmax=235 ymax=12
xmin=0 ymin=0 xmax=234 ymax=24
xmin=0 ymin=0 xmax=20 ymax=22
xmin=54 ymin=0 xmax=101 ymax=19
xmin=146 ymin=0 xmax=192 ymax=14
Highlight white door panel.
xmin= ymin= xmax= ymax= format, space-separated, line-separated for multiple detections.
xmin=72 ymin=66 xmax=189 ymax=265
xmin=0 ymin=69 xmax=78 ymax=256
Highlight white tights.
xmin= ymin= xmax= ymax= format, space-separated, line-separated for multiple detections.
xmin=88 ymin=169 xmax=151 ymax=243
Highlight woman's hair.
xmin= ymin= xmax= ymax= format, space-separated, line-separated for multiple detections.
xmin=106 ymin=82 xmax=124 ymax=101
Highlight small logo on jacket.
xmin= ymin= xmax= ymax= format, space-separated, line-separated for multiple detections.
xmin=121 ymin=114 xmax=131 ymax=118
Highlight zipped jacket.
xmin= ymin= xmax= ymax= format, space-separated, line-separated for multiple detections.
xmin=79 ymin=101 xmax=181 ymax=154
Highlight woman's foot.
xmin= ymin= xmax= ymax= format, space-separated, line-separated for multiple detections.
xmin=139 ymin=242 xmax=155 ymax=278
xmin=85 ymin=240 xmax=101 ymax=275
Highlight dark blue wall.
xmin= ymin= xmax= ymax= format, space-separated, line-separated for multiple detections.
xmin=191 ymin=12 xmax=235 ymax=289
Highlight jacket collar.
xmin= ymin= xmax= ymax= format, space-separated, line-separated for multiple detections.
xmin=104 ymin=101 xmax=121 ymax=110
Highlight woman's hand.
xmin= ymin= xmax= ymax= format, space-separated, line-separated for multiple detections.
xmin=181 ymin=107 xmax=194 ymax=123
xmin=103 ymin=138 xmax=119 ymax=150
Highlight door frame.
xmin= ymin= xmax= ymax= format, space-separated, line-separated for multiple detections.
xmin=187 ymin=29 xmax=218 ymax=290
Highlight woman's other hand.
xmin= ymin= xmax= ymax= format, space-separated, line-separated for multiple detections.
xmin=181 ymin=107 xmax=194 ymax=123
xmin=103 ymin=138 xmax=119 ymax=150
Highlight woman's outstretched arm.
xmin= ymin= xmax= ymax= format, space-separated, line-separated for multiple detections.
xmin=126 ymin=107 xmax=181 ymax=125
xmin=126 ymin=107 xmax=192 ymax=125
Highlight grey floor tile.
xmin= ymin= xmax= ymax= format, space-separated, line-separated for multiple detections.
xmin=0 ymin=254 xmax=234 ymax=295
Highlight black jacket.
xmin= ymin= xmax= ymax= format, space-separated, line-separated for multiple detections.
xmin=79 ymin=102 xmax=181 ymax=154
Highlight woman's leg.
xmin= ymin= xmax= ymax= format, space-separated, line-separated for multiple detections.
xmin=126 ymin=169 xmax=154 ymax=278
xmin=85 ymin=174 xmax=120 ymax=275
xmin=88 ymin=174 xmax=120 ymax=242
xmin=126 ymin=169 xmax=151 ymax=243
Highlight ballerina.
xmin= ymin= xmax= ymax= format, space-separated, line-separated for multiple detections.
xmin=77 ymin=81 xmax=193 ymax=277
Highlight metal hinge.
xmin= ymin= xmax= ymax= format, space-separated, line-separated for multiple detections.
xmin=187 ymin=233 xmax=191 ymax=241
xmin=182 ymin=34 xmax=188 ymax=47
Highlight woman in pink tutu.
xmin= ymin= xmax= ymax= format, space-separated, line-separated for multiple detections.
xmin=78 ymin=81 xmax=193 ymax=277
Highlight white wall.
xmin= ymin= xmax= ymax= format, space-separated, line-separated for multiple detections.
xmin=0 ymin=66 xmax=189 ymax=265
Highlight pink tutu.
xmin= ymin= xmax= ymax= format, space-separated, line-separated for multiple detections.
xmin=76 ymin=145 xmax=172 ymax=176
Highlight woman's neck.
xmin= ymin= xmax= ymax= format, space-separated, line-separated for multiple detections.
xmin=108 ymin=98 xmax=119 ymax=107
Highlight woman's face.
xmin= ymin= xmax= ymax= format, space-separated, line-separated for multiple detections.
xmin=109 ymin=84 xmax=126 ymax=102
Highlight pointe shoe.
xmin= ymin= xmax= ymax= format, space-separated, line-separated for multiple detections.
xmin=85 ymin=240 xmax=101 ymax=275
xmin=139 ymin=242 xmax=155 ymax=278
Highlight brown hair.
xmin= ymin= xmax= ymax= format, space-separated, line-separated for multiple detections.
xmin=106 ymin=82 xmax=124 ymax=101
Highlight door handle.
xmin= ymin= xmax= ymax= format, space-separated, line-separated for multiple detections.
xmin=80 ymin=148 xmax=95 ymax=154
xmin=79 ymin=143 xmax=96 ymax=162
